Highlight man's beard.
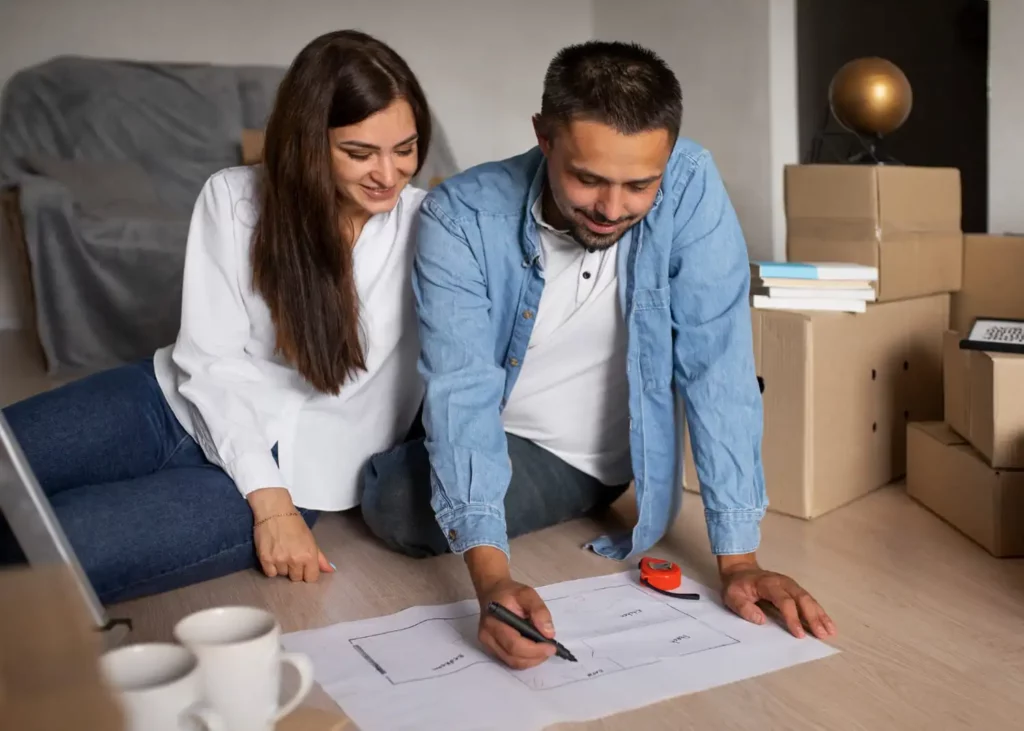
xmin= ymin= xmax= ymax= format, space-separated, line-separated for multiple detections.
xmin=567 ymin=210 xmax=636 ymax=250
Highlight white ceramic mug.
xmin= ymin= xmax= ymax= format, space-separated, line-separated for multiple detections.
xmin=173 ymin=606 xmax=314 ymax=731
xmin=100 ymin=643 xmax=224 ymax=731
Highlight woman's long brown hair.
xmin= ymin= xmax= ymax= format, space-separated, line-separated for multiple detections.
xmin=252 ymin=30 xmax=431 ymax=395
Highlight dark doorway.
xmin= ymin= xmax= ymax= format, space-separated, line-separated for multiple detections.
xmin=797 ymin=0 xmax=989 ymax=233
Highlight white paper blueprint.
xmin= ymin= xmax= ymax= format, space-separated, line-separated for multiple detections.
xmin=282 ymin=571 xmax=839 ymax=730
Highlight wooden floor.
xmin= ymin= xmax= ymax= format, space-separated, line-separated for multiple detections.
xmin=4 ymin=329 xmax=1024 ymax=730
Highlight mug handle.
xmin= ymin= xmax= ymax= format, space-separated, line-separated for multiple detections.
xmin=274 ymin=651 xmax=315 ymax=721
xmin=183 ymin=703 xmax=225 ymax=731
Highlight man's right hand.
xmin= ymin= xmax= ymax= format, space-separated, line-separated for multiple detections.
xmin=248 ymin=487 xmax=334 ymax=582
xmin=467 ymin=546 xmax=556 ymax=669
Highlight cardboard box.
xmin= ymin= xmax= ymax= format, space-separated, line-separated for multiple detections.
xmin=943 ymin=330 xmax=1024 ymax=468
xmin=951 ymin=234 xmax=1024 ymax=334
xmin=685 ymin=295 xmax=949 ymax=518
xmin=785 ymin=164 xmax=962 ymax=302
xmin=907 ymin=422 xmax=1024 ymax=557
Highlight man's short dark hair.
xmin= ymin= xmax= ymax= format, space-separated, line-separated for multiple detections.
xmin=540 ymin=41 xmax=682 ymax=141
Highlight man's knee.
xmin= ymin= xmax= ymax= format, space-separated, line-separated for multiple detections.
xmin=361 ymin=449 xmax=415 ymax=540
xmin=360 ymin=443 xmax=447 ymax=558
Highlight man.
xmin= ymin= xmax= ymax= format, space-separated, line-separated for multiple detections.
xmin=361 ymin=40 xmax=836 ymax=669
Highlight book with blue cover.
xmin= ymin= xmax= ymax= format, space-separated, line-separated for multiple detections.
xmin=749 ymin=261 xmax=879 ymax=282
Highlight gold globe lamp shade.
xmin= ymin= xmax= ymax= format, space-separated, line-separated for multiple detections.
xmin=828 ymin=57 xmax=912 ymax=138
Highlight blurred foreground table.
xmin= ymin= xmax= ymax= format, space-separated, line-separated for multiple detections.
xmin=0 ymin=565 xmax=349 ymax=730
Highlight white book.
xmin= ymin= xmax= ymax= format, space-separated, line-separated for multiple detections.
xmin=751 ymin=295 xmax=867 ymax=313
xmin=752 ymin=286 xmax=876 ymax=301
xmin=751 ymin=277 xmax=874 ymax=290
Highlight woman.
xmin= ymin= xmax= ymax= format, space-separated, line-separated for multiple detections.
xmin=0 ymin=29 xmax=431 ymax=604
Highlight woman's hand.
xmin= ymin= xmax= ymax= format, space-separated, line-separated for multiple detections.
xmin=248 ymin=487 xmax=335 ymax=582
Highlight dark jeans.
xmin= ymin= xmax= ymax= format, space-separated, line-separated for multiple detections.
xmin=0 ymin=358 xmax=316 ymax=605
xmin=361 ymin=431 xmax=630 ymax=558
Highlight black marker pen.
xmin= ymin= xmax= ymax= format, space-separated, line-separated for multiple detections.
xmin=486 ymin=602 xmax=578 ymax=662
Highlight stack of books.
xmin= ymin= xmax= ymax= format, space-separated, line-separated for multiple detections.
xmin=749 ymin=261 xmax=879 ymax=313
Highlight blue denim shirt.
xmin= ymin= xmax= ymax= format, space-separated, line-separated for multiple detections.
xmin=412 ymin=137 xmax=767 ymax=562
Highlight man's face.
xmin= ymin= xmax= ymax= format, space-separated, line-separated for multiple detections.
xmin=535 ymin=117 xmax=672 ymax=249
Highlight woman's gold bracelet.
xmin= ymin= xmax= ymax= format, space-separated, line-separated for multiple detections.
xmin=253 ymin=511 xmax=300 ymax=528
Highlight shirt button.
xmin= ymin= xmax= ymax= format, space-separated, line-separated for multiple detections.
xmin=509 ymin=357 xmax=520 ymax=367
xmin=448 ymin=529 xmax=457 ymax=541
xmin=522 ymin=310 xmax=534 ymax=320
xmin=582 ymin=271 xmax=592 ymax=280
xmin=522 ymin=258 xmax=531 ymax=268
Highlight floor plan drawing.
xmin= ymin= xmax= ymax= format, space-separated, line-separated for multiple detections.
xmin=282 ymin=571 xmax=839 ymax=731
xmin=348 ymin=584 xmax=739 ymax=690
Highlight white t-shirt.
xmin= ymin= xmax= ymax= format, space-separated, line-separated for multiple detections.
xmin=153 ymin=166 xmax=426 ymax=511
xmin=500 ymin=195 xmax=632 ymax=485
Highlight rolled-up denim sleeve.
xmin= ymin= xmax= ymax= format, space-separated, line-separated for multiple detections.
xmin=669 ymin=151 xmax=767 ymax=555
xmin=412 ymin=197 xmax=513 ymax=558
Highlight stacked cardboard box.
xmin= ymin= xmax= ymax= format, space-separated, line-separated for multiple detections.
xmin=906 ymin=234 xmax=1024 ymax=557
xmin=784 ymin=165 xmax=963 ymax=301
xmin=685 ymin=164 xmax=960 ymax=519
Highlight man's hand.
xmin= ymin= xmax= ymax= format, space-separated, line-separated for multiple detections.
xmin=466 ymin=546 xmax=556 ymax=669
xmin=477 ymin=578 xmax=556 ymax=669
xmin=718 ymin=554 xmax=836 ymax=640
xmin=248 ymin=487 xmax=335 ymax=582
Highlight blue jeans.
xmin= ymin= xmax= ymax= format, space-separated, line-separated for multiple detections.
xmin=361 ymin=432 xmax=630 ymax=558
xmin=0 ymin=358 xmax=316 ymax=604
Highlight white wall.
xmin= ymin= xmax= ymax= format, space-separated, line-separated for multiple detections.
xmin=0 ymin=0 xmax=594 ymax=329
xmin=988 ymin=0 xmax=1024 ymax=235
xmin=0 ymin=0 xmax=804 ymax=331
xmin=592 ymin=0 xmax=798 ymax=263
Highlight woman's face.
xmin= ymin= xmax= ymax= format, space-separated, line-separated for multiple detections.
xmin=328 ymin=99 xmax=419 ymax=216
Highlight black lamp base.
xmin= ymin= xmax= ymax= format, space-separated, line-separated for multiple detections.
xmin=805 ymin=103 xmax=903 ymax=165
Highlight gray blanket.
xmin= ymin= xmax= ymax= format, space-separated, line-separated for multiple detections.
xmin=0 ymin=55 xmax=457 ymax=376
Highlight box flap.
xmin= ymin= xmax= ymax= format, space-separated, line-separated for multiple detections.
xmin=952 ymin=234 xmax=1024 ymax=333
xmin=915 ymin=420 xmax=967 ymax=447
xmin=787 ymin=235 xmax=880 ymax=269
xmin=876 ymin=166 xmax=961 ymax=232
xmin=876 ymin=233 xmax=962 ymax=301
xmin=784 ymin=164 xmax=878 ymax=221
xmin=988 ymin=352 xmax=1024 ymax=364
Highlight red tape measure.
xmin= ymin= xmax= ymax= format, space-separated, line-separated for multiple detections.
xmin=638 ymin=557 xmax=699 ymax=600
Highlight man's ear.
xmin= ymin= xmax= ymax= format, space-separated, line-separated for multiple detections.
xmin=532 ymin=114 xmax=552 ymax=156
